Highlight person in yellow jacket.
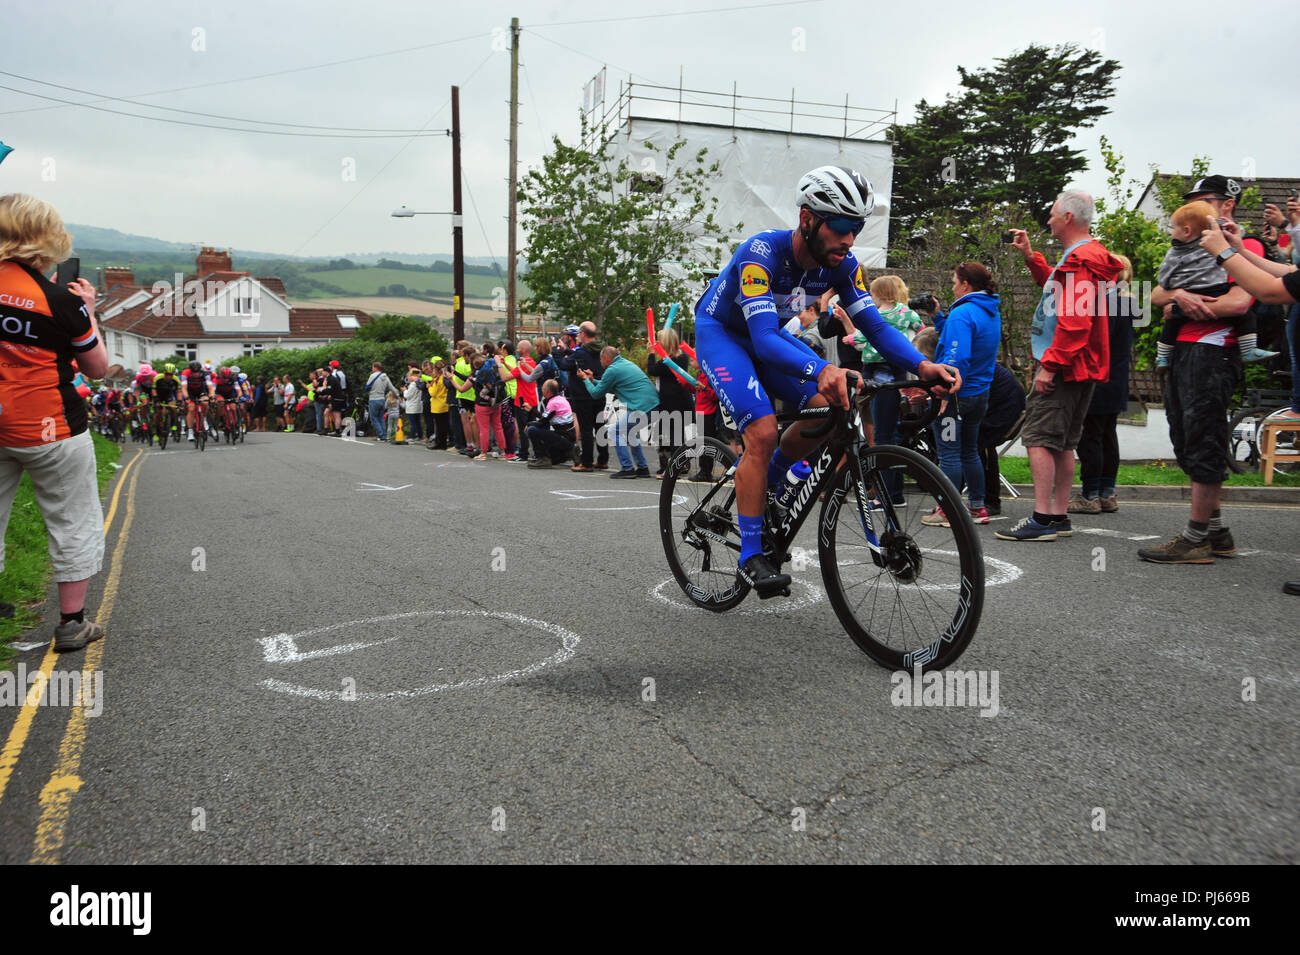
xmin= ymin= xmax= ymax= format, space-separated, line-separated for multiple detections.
xmin=423 ymin=358 xmax=450 ymax=449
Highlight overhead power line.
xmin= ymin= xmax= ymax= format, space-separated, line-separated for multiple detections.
xmin=0 ymin=31 xmax=488 ymax=118
xmin=290 ymin=51 xmax=496 ymax=257
xmin=0 ymin=70 xmax=441 ymax=133
xmin=0 ymin=84 xmax=446 ymax=138
xmin=529 ymin=0 xmax=823 ymax=27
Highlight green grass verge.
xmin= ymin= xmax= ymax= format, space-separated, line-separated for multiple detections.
xmin=0 ymin=434 xmax=123 ymax=668
xmin=998 ymin=457 xmax=1300 ymax=487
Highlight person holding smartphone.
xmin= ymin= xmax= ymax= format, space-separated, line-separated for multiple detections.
xmin=0 ymin=194 xmax=110 ymax=650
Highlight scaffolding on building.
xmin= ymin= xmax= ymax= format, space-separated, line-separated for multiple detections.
xmin=582 ymin=71 xmax=897 ymax=149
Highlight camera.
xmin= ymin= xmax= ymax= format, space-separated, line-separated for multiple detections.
xmin=1000 ymin=230 xmax=1015 ymax=244
xmin=908 ymin=293 xmax=938 ymax=314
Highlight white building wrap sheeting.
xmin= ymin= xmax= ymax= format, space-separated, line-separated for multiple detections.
xmin=605 ymin=117 xmax=894 ymax=269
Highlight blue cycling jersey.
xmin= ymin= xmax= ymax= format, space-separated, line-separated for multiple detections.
xmin=694 ymin=229 xmax=925 ymax=379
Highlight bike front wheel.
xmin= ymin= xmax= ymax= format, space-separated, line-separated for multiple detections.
xmin=659 ymin=437 xmax=750 ymax=612
xmin=818 ymin=443 xmax=984 ymax=671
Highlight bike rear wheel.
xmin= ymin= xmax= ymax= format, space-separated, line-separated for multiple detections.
xmin=659 ymin=437 xmax=750 ymax=611
xmin=818 ymin=443 xmax=984 ymax=671
xmin=1227 ymin=406 xmax=1263 ymax=474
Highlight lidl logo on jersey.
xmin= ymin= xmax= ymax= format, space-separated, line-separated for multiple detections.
xmin=740 ymin=264 xmax=770 ymax=298
xmin=854 ymin=266 xmax=867 ymax=293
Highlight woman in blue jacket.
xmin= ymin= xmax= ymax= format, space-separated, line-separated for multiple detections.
xmin=923 ymin=262 xmax=1003 ymax=526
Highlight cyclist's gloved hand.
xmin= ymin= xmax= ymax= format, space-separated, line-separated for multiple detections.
xmin=918 ymin=361 xmax=961 ymax=396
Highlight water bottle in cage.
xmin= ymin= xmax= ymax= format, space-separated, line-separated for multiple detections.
xmin=774 ymin=461 xmax=813 ymax=510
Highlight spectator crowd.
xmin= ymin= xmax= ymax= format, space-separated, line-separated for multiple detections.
xmin=7 ymin=178 xmax=1300 ymax=656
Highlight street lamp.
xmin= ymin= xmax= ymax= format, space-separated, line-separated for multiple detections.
xmin=391 ymin=206 xmax=465 ymax=342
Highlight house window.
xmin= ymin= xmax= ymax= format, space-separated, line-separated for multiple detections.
xmin=242 ymin=343 xmax=264 ymax=356
xmin=113 ymin=332 xmax=122 ymax=356
xmin=233 ymin=294 xmax=260 ymax=315
xmin=336 ymin=314 xmax=360 ymax=330
xmin=175 ymin=343 xmax=198 ymax=361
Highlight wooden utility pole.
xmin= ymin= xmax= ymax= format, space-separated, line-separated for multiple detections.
xmin=451 ymin=85 xmax=465 ymax=345
xmin=506 ymin=16 xmax=520 ymax=341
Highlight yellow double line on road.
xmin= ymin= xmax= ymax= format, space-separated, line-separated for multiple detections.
xmin=0 ymin=447 xmax=144 ymax=864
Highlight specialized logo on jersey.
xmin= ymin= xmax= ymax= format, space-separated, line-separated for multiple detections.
xmin=740 ymin=264 xmax=770 ymax=298
xmin=749 ymin=238 xmax=772 ymax=258
xmin=854 ymin=266 xmax=867 ymax=293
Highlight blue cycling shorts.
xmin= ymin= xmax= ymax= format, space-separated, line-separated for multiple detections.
xmin=695 ymin=312 xmax=820 ymax=433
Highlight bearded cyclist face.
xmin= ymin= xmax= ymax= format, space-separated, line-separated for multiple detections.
xmin=801 ymin=210 xmax=857 ymax=269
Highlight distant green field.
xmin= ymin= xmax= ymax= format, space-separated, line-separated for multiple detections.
xmin=298 ymin=268 xmax=528 ymax=300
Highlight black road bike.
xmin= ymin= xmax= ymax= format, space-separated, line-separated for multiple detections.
xmin=1228 ymin=387 xmax=1298 ymax=476
xmin=660 ymin=377 xmax=984 ymax=672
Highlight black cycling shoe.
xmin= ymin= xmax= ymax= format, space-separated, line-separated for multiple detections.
xmin=737 ymin=554 xmax=792 ymax=599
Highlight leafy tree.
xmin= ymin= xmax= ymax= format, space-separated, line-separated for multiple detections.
xmin=518 ymin=116 xmax=740 ymax=346
xmin=889 ymin=200 xmax=1043 ymax=381
xmin=1149 ymin=155 xmax=1211 ymax=223
xmin=354 ymin=313 xmax=439 ymax=344
xmin=224 ymin=320 xmax=448 ymax=404
xmin=889 ymin=44 xmax=1120 ymax=241
xmin=1092 ymin=137 xmax=1168 ymax=370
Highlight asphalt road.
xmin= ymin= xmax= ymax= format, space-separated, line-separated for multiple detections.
xmin=1 ymin=431 xmax=1297 ymax=863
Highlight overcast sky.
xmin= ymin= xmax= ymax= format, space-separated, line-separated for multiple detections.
xmin=1 ymin=0 xmax=1292 ymax=263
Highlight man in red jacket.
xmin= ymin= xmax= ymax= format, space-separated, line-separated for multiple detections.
xmin=998 ymin=190 xmax=1122 ymax=542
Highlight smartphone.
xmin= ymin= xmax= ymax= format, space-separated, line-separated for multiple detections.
xmin=55 ymin=257 xmax=80 ymax=286
xmin=1000 ymin=230 xmax=1014 ymax=244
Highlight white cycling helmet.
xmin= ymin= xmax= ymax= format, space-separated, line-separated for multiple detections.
xmin=796 ymin=165 xmax=875 ymax=219
xmin=237 ymin=373 xmax=248 ymax=382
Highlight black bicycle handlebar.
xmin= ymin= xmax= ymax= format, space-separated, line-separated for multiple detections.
xmin=785 ymin=374 xmax=945 ymax=442
xmin=792 ymin=371 xmax=859 ymax=440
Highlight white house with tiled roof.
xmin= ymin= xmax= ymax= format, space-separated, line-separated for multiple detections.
xmin=97 ymin=247 xmax=369 ymax=369
xmin=1135 ymin=173 xmax=1300 ymax=231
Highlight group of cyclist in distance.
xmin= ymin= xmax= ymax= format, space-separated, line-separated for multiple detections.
xmin=90 ymin=360 xmax=253 ymax=448
xmin=693 ymin=165 xmax=961 ymax=598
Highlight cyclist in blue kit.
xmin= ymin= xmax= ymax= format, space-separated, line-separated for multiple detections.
xmin=694 ymin=165 xmax=960 ymax=597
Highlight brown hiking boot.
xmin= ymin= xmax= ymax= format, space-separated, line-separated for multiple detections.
xmin=53 ymin=618 xmax=105 ymax=652
xmin=1138 ymin=536 xmax=1213 ymax=564
xmin=1067 ymin=495 xmax=1101 ymax=514
xmin=1209 ymin=527 xmax=1236 ymax=558
xmin=1098 ymin=495 xmax=1118 ymax=512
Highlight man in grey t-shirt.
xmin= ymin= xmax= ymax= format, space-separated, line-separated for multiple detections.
xmin=365 ymin=362 xmax=399 ymax=441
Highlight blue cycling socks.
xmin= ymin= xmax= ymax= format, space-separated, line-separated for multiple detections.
xmin=767 ymin=448 xmax=796 ymax=490
xmin=739 ymin=514 xmax=764 ymax=564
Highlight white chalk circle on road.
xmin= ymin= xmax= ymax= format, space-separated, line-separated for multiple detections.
xmin=797 ymin=549 xmax=1024 ymax=589
xmin=550 ymin=488 xmax=685 ymax=511
xmin=258 ymin=609 xmax=580 ymax=702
